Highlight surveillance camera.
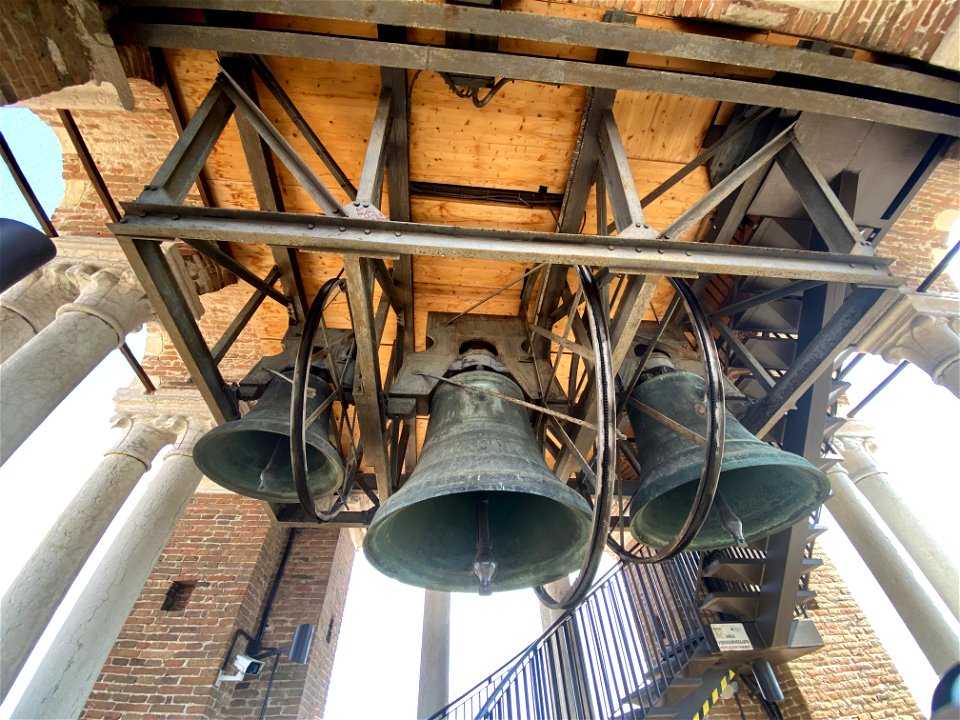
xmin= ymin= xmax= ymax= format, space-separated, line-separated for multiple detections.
xmin=233 ymin=654 xmax=265 ymax=676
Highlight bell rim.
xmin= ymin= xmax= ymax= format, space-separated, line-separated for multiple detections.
xmin=193 ymin=418 xmax=345 ymax=502
xmin=627 ymin=453 xmax=830 ymax=550
xmin=364 ymin=485 xmax=593 ymax=593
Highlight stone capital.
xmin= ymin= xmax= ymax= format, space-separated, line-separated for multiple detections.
xmin=105 ymin=414 xmax=183 ymax=469
xmin=56 ymin=269 xmax=153 ymax=345
xmin=856 ymin=290 xmax=960 ymax=397
xmin=833 ymin=434 xmax=883 ymax=486
xmin=164 ymin=418 xmax=214 ymax=460
xmin=1 ymin=260 xmax=97 ymax=331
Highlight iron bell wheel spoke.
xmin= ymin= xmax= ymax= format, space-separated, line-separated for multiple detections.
xmin=290 ymin=273 xmax=357 ymax=523
xmin=606 ymin=277 xmax=726 ymax=564
xmin=534 ymin=264 xmax=617 ymax=611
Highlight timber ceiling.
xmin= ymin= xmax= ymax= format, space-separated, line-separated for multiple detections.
xmin=159 ymin=0 xmax=820 ymax=355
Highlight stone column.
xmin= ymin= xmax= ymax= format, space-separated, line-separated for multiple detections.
xmin=856 ymin=289 xmax=960 ymax=398
xmin=11 ymin=418 xmax=210 ymax=719
xmin=0 ymin=268 xmax=152 ymax=465
xmin=825 ymin=463 xmax=960 ymax=675
xmin=0 ymin=412 xmax=179 ymax=702
xmin=0 ymin=260 xmax=91 ymax=363
xmin=417 ymin=590 xmax=451 ymax=719
xmin=835 ymin=431 xmax=959 ymax=621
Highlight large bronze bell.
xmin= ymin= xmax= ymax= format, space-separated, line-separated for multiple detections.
xmin=364 ymin=370 xmax=593 ymax=594
xmin=628 ymin=366 xmax=830 ymax=550
xmin=193 ymin=372 xmax=344 ymax=502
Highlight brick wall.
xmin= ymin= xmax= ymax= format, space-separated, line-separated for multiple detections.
xmin=81 ymin=492 xmax=355 ymax=719
xmin=878 ymin=157 xmax=960 ymax=296
xmin=706 ymin=554 xmax=922 ymax=720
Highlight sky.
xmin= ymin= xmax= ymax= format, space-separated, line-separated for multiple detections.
xmin=0 ymin=105 xmax=958 ymax=718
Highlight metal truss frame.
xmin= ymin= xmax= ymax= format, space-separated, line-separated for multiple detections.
xmin=91 ymin=16 xmax=958 ymax=648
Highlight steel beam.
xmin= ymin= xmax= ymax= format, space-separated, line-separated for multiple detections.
xmin=219 ymin=57 xmax=307 ymax=323
xmin=114 ymin=204 xmax=901 ymax=288
xmin=116 ymin=22 xmax=960 ymax=135
xmin=343 ymin=255 xmax=392 ymax=500
xmin=741 ymin=286 xmax=895 ymax=438
xmin=597 ymin=109 xmax=645 ymax=231
xmin=660 ymin=124 xmax=796 ymax=240
xmin=152 ymin=48 xmax=217 ymax=207
xmin=712 ymin=320 xmax=775 ymax=393
xmin=179 ymin=238 xmax=288 ymax=305
xmin=775 ymin=141 xmax=865 ymax=255
xmin=379 ymin=30 xmax=417 ymax=467
xmin=212 ymin=266 xmax=280 ymax=363
xmin=119 ymin=237 xmax=238 ymax=423
xmin=115 ymin=0 xmax=960 ymax=105
xmin=709 ymin=279 xmax=822 ymax=319
xmin=139 ymin=79 xmax=235 ymax=205
xmin=217 ymin=68 xmax=346 ymax=216
xmin=0 ymin=132 xmax=57 ymax=236
xmin=356 ymin=88 xmax=392 ymax=207
xmin=248 ymin=53 xmax=357 ymax=200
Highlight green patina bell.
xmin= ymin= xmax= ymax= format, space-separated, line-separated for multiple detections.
xmin=364 ymin=370 xmax=593 ymax=594
xmin=193 ymin=372 xmax=344 ymax=503
xmin=628 ymin=367 xmax=830 ymax=550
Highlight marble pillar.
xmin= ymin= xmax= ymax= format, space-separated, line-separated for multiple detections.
xmin=836 ymin=432 xmax=959 ymax=620
xmin=0 ymin=413 xmax=179 ymax=702
xmin=825 ymin=464 xmax=960 ymax=675
xmin=0 ymin=268 xmax=151 ymax=465
xmin=11 ymin=418 xmax=210 ymax=719
xmin=417 ymin=590 xmax=451 ymax=719
xmin=0 ymin=261 xmax=92 ymax=363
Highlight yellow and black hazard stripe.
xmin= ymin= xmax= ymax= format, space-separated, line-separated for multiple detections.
xmin=691 ymin=669 xmax=736 ymax=720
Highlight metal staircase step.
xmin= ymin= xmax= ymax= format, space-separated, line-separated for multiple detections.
xmin=663 ymin=676 xmax=703 ymax=706
xmin=699 ymin=591 xmax=760 ymax=619
xmin=801 ymin=557 xmax=824 ymax=576
xmin=735 ymin=300 xmax=800 ymax=333
xmin=797 ymin=589 xmax=817 ymax=607
xmin=702 ymin=557 xmax=765 ymax=585
xmin=735 ymin=376 xmax=767 ymax=400
xmin=818 ymin=443 xmax=844 ymax=471
xmin=736 ymin=336 xmax=795 ymax=371
xmin=807 ymin=524 xmax=828 ymax=542
xmin=684 ymin=653 xmax=721 ymax=677
xmin=822 ymin=415 xmax=847 ymax=440
xmin=829 ymin=380 xmax=852 ymax=405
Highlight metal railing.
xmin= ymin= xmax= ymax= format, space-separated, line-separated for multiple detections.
xmin=430 ymin=552 xmax=707 ymax=720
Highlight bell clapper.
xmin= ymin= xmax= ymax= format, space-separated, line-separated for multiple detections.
xmin=714 ymin=490 xmax=747 ymax=547
xmin=259 ymin=437 xmax=289 ymax=492
xmin=473 ymin=496 xmax=497 ymax=596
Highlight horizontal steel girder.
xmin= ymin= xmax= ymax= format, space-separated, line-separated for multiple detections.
xmin=114 ymin=203 xmax=900 ymax=287
xmin=115 ymin=21 xmax=960 ymax=136
xmin=116 ymin=0 xmax=958 ymax=106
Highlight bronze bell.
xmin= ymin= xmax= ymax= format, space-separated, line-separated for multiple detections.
xmin=628 ymin=363 xmax=830 ymax=550
xmin=364 ymin=370 xmax=593 ymax=594
xmin=193 ymin=372 xmax=344 ymax=502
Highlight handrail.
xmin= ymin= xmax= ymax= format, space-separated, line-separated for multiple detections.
xmin=430 ymin=553 xmax=708 ymax=720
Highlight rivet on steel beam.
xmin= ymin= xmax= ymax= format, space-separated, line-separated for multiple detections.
xmin=635 ymin=247 xmax=643 ymax=253
xmin=635 ymin=221 xmax=642 ymax=227
xmin=685 ymin=251 xmax=692 ymax=256
xmin=395 ymin=231 xmax=402 ymax=237
xmin=608 ymin=245 xmax=615 ymax=251
xmin=172 ymin=214 xmax=180 ymax=220
xmin=339 ymin=226 xmax=346 ymax=231
xmin=658 ymin=249 xmax=665 ymax=254
xmin=307 ymin=223 xmax=315 ymax=229
xmin=353 ymin=201 xmax=360 ymax=206
xmin=362 ymin=202 xmax=370 ymax=208
xmin=364 ymin=229 xmax=372 ymax=234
